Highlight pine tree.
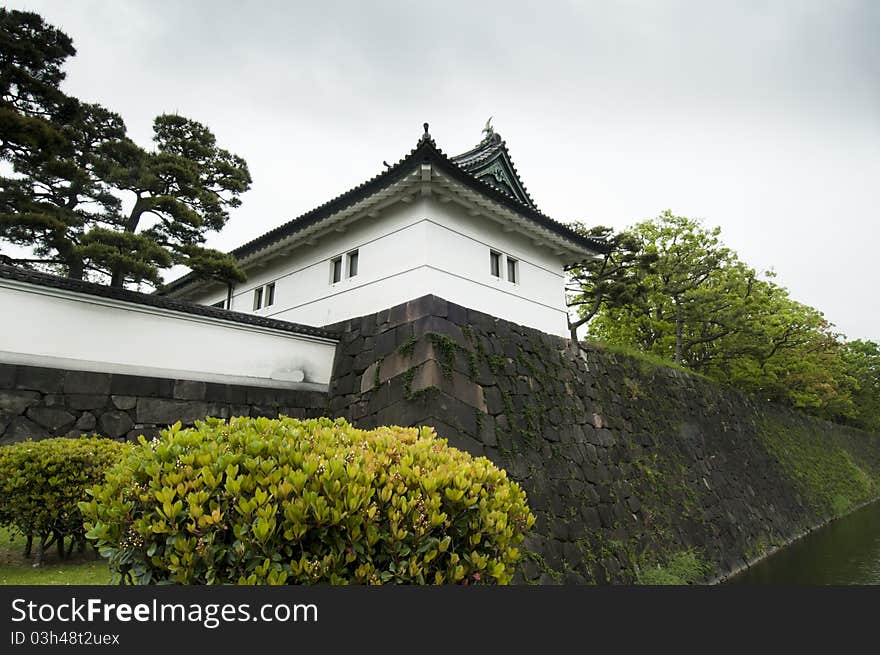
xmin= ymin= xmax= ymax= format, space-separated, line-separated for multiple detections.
xmin=0 ymin=8 xmax=78 ymax=165
xmin=0 ymin=9 xmax=251 ymax=289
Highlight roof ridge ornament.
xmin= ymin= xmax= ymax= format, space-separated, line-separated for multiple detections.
xmin=419 ymin=122 xmax=434 ymax=144
xmin=482 ymin=116 xmax=495 ymax=141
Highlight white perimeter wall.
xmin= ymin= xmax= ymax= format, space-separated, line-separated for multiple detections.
xmin=0 ymin=279 xmax=337 ymax=389
xmin=193 ymin=197 xmax=570 ymax=336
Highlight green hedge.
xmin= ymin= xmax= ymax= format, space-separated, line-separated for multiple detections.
xmin=81 ymin=416 xmax=535 ymax=584
xmin=0 ymin=436 xmax=130 ymax=562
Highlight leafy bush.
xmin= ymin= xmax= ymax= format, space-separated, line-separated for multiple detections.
xmin=80 ymin=416 xmax=535 ymax=585
xmin=0 ymin=436 xmax=130 ymax=563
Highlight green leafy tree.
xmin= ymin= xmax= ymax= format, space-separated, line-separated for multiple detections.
xmin=589 ymin=211 xmax=752 ymax=367
xmin=588 ymin=210 xmax=864 ymax=424
xmin=565 ymin=223 xmax=657 ymax=342
xmin=842 ymin=340 xmax=880 ymax=431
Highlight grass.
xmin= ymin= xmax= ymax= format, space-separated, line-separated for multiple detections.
xmin=0 ymin=526 xmax=110 ymax=585
xmin=583 ymin=340 xmax=706 ymax=378
xmin=636 ymin=550 xmax=712 ymax=585
xmin=757 ymin=416 xmax=878 ymax=516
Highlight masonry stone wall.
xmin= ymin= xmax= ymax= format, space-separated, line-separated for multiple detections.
xmin=4 ymin=295 xmax=880 ymax=585
xmin=0 ymin=363 xmax=328 ymax=444
xmin=326 ymin=295 xmax=880 ymax=584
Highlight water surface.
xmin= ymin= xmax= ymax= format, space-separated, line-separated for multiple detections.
xmin=728 ymin=499 xmax=880 ymax=584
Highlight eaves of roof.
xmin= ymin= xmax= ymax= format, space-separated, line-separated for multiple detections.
xmin=160 ymin=134 xmax=610 ymax=296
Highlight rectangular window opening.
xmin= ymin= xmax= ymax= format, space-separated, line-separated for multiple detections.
xmin=347 ymin=250 xmax=359 ymax=278
xmin=507 ymin=257 xmax=518 ymax=284
xmin=331 ymin=256 xmax=342 ymax=283
xmin=265 ymin=282 xmax=275 ymax=306
xmin=490 ymin=251 xmax=501 ymax=278
xmin=253 ymin=287 xmax=263 ymax=311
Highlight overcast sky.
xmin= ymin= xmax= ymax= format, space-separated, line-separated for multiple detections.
xmin=9 ymin=0 xmax=880 ymax=340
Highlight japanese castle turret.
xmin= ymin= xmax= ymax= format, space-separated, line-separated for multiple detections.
xmin=162 ymin=123 xmax=608 ymax=337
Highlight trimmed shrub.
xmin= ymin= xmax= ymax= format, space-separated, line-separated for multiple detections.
xmin=0 ymin=436 xmax=130 ymax=562
xmin=80 ymin=416 xmax=535 ymax=585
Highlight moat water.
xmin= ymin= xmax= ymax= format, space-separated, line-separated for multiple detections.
xmin=727 ymin=499 xmax=880 ymax=584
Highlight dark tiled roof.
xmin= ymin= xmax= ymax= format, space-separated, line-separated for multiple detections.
xmin=450 ymin=132 xmax=539 ymax=210
xmin=0 ymin=263 xmax=338 ymax=341
xmin=161 ymin=132 xmax=610 ymax=295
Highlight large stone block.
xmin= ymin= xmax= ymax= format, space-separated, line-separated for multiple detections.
xmin=26 ymin=406 xmax=76 ymax=432
xmin=68 ymin=394 xmax=109 ymax=410
xmin=136 ymin=398 xmax=208 ymax=425
xmin=386 ymin=296 xmax=446 ymax=330
xmin=374 ymin=393 xmax=434 ymax=429
xmin=2 ymin=416 xmax=48 ymax=442
xmin=63 ymin=370 xmax=111 ymax=395
xmin=16 ymin=366 xmax=65 ymax=392
xmin=373 ymin=327 xmax=397 ymax=359
xmin=477 ymin=412 xmax=497 ymax=446
xmin=359 ymin=315 xmax=378 ymax=337
xmin=466 ymin=308 xmax=497 ymax=333
xmin=43 ymin=394 xmax=66 ymax=408
xmin=174 ymin=379 xmax=206 ymax=401
xmin=410 ymin=315 xmax=468 ymax=348
xmin=204 ymin=383 xmax=244 ymax=405
xmin=374 ymin=338 xmax=433 ymax=385
xmin=408 ymin=361 xmax=487 ymax=413
xmin=302 ymin=391 xmax=329 ymax=411
xmin=75 ymin=412 xmax=97 ymax=431
xmin=0 ymin=390 xmax=42 ymax=415
xmin=431 ymin=393 xmax=479 ymax=437
xmin=335 ymin=372 xmax=358 ymax=396
xmin=360 ymin=362 xmax=381 ymax=394
xmin=111 ymin=395 xmax=137 ymax=410
xmin=0 ymin=364 xmax=16 ymax=390
xmin=332 ymin=352 xmax=355 ymax=379
xmin=99 ymin=411 xmax=135 ymax=438
xmin=245 ymin=387 xmax=283 ymax=407
xmin=111 ymin=374 xmax=161 ymax=397
xmin=430 ymin=419 xmax=484 ymax=458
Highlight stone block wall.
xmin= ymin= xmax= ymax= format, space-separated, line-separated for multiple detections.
xmin=4 ymin=294 xmax=879 ymax=585
xmin=0 ymin=362 xmax=329 ymax=444
xmin=327 ymin=295 xmax=880 ymax=584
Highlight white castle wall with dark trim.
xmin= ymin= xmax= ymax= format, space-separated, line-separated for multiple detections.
xmin=189 ymin=196 xmax=571 ymax=336
xmin=0 ymin=277 xmax=337 ymax=390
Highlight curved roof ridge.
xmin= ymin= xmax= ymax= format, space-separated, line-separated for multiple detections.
xmin=160 ymin=129 xmax=609 ymax=296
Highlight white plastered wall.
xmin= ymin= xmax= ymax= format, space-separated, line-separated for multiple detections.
xmin=191 ymin=196 xmax=572 ymax=336
xmin=0 ymin=279 xmax=337 ymax=389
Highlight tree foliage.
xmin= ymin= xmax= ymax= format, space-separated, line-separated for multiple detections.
xmin=565 ymin=223 xmax=657 ymax=341
xmin=843 ymin=340 xmax=880 ymax=432
xmin=0 ymin=8 xmax=78 ymax=165
xmin=0 ymin=8 xmax=250 ymax=288
xmin=573 ymin=210 xmax=877 ymax=429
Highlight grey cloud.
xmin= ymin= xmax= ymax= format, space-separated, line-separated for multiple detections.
xmin=7 ymin=0 xmax=880 ymax=339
